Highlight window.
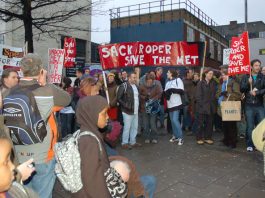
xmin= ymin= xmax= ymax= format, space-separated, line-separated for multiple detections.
xmin=187 ymin=26 xmax=194 ymax=42
xmin=259 ymin=31 xmax=265 ymax=39
xmin=209 ymin=39 xmax=214 ymax=59
xmin=200 ymin=33 xmax=205 ymax=42
xmin=217 ymin=43 xmax=221 ymax=61
xmin=0 ymin=34 xmax=4 ymax=45
xmin=259 ymin=49 xmax=265 ymax=55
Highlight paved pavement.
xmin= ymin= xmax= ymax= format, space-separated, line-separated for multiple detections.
xmin=53 ymin=129 xmax=265 ymax=198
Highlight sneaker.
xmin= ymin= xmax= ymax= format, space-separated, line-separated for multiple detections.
xmin=178 ymin=139 xmax=184 ymax=145
xmin=169 ymin=136 xmax=178 ymax=143
xmin=151 ymin=139 xmax=158 ymax=144
xmin=131 ymin=143 xmax=142 ymax=148
xmin=197 ymin=140 xmax=204 ymax=145
xmin=247 ymin=147 xmax=254 ymax=152
xmin=121 ymin=144 xmax=132 ymax=150
xmin=145 ymin=139 xmax=150 ymax=144
xmin=204 ymin=139 xmax=214 ymax=145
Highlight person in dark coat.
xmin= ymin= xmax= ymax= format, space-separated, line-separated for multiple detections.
xmin=195 ymin=70 xmax=217 ymax=145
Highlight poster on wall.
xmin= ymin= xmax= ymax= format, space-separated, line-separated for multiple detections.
xmin=0 ymin=44 xmax=24 ymax=76
xmin=48 ymin=48 xmax=65 ymax=83
xmin=64 ymin=37 xmax=76 ymax=68
xmin=98 ymin=41 xmax=201 ymax=70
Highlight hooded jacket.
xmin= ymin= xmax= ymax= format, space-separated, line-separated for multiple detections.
xmin=73 ymin=96 xmax=111 ymax=198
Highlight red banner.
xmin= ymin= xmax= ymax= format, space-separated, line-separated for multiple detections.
xmin=228 ymin=32 xmax=250 ymax=75
xmin=99 ymin=42 xmax=200 ymax=70
xmin=64 ymin=37 xmax=76 ymax=68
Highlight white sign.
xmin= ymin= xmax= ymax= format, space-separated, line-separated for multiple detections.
xmin=223 ymin=48 xmax=231 ymax=65
xmin=48 ymin=48 xmax=65 ymax=84
xmin=0 ymin=44 xmax=24 ymax=76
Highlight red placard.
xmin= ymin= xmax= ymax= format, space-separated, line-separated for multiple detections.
xmin=64 ymin=37 xmax=76 ymax=68
xmin=228 ymin=32 xmax=250 ymax=75
xmin=98 ymin=42 xmax=200 ymax=70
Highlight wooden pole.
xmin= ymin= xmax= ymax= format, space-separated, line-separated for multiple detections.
xmin=102 ymin=70 xmax=110 ymax=104
xmin=200 ymin=41 xmax=207 ymax=81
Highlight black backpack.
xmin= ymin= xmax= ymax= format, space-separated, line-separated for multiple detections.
xmin=3 ymin=84 xmax=47 ymax=145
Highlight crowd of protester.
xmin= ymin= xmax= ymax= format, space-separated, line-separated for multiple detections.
xmin=0 ymin=53 xmax=265 ymax=198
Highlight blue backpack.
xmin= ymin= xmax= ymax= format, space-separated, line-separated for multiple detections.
xmin=3 ymin=84 xmax=47 ymax=145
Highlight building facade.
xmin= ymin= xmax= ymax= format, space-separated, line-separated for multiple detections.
xmin=110 ymin=0 xmax=229 ymax=69
xmin=0 ymin=0 xmax=92 ymax=68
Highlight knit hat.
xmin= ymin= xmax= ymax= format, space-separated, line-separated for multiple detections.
xmin=108 ymin=73 xmax=115 ymax=78
xmin=20 ymin=53 xmax=43 ymax=77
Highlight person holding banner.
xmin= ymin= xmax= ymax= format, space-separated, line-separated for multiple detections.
xmin=240 ymin=59 xmax=265 ymax=152
xmin=217 ymin=70 xmax=241 ymax=148
xmin=195 ymin=70 xmax=216 ymax=145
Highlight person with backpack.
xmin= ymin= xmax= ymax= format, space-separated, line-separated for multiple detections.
xmin=72 ymin=96 xmax=128 ymax=198
xmin=140 ymin=73 xmax=162 ymax=144
xmin=164 ymin=69 xmax=184 ymax=146
xmin=3 ymin=53 xmax=71 ymax=198
xmin=216 ymin=70 xmax=241 ymax=148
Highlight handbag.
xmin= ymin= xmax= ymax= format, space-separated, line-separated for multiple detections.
xmin=220 ymin=94 xmax=241 ymax=121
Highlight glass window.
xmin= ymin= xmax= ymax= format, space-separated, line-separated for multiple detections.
xmin=259 ymin=32 xmax=265 ymax=39
xmin=0 ymin=34 xmax=4 ymax=45
xmin=209 ymin=39 xmax=215 ymax=59
xmin=217 ymin=43 xmax=221 ymax=61
xmin=187 ymin=26 xmax=194 ymax=42
xmin=200 ymin=33 xmax=205 ymax=42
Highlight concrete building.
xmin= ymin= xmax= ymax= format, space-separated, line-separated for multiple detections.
xmin=249 ymin=38 xmax=265 ymax=65
xmin=110 ymin=0 xmax=229 ymax=70
xmin=0 ymin=0 xmax=92 ymax=68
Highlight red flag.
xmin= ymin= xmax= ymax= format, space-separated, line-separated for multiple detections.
xmin=228 ymin=32 xmax=250 ymax=75
xmin=63 ymin=37 xmax=76 ymax=68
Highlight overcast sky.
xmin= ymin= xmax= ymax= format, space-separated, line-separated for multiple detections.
xmin=91 ymin=0 xmax=265 ymax=43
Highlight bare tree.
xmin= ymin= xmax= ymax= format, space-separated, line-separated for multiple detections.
xmin=0 ymin=0 xmax=106 ymax=52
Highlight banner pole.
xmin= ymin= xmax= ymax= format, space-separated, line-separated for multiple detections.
xmin=102 ymin=70 xmax=110 ymax=104
xmin=200 ymin=41 xmax=207 ymax=81
xmin=246 ymin=31 xmax=253 ymax=91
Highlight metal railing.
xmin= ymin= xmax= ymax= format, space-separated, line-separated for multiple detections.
xmin=110 ymin=0 xmax=222 ymax=29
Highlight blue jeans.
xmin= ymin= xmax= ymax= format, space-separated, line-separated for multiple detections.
xmin=158 ymin=105 xmax=165 ymax=126
xmin=105 ymin=143 xmax=118 ymax=156
xmin=182 ymin=105 xmax=191 ymax=129
xmin=191 ymin=112 xmax=199 ymax=134
xmin=130 ymin=175 xmax=157 ymax=198
xmin=140 ymin=176 xmax=157 ymax=198
xmin=143 ymin=112 xmax=158 ymax=140
xmin=245 ymin=105 xmax=265 ymax=147
xmin=169 ymin=110 xmax=183 ymax=139
xmin=25 ymin=159 xmax=56 ymax=198
xmin=122 ymin=112 xmax=138 ymax=145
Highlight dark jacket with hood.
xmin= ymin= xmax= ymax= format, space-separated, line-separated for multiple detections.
xmin=195 ymin=79 xmax=217 ymax=115
xmin=73 ymin=96 xmax=111 ymax=198
xmin=139 ymin=80 xmax=162 ymax=113
xmin=117 ymin=82 xmax=139 ymax=115
xmin=240 ymin=73 xmax=265 ymax=106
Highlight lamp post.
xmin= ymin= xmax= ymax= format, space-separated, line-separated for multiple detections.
xmin=244 ymin=0 xmax=248 ymax=31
